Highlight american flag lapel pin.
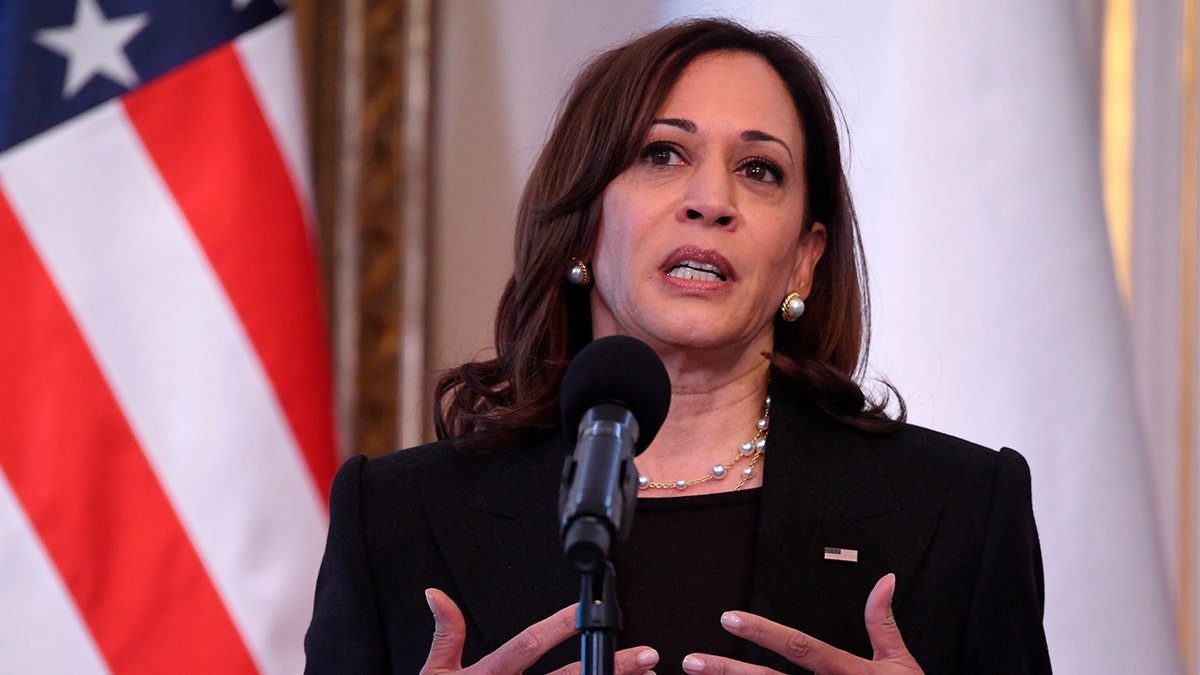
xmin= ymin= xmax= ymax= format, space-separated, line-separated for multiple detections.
xmin=824 ymin=546 xmax=858 ymax=563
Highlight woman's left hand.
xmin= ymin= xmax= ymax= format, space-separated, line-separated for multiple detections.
xmin=680 ymin=574 xmax=924 ymax=675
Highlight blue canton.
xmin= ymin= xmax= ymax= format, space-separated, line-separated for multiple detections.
xmin=0 ymin=0 xmax=285 ymax=154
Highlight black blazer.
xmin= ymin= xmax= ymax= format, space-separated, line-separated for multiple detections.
xmin=305 ymin=386 xmax=1051 ymax=673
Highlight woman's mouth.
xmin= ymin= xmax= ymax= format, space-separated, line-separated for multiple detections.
xmin=661 ymin=247 xmax=734 ymax=282
xmin=665 ymin=260 xmax=726 ymax=282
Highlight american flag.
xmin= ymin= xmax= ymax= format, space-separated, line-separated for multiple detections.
xmin=0 ymin=1 xmax=338 ymax=672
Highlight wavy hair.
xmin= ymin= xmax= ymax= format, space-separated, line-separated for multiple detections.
xmin=434 ymin=18 xmax=903 ymax=448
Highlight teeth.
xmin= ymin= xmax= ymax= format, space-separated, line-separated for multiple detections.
xmin=667 ymin=260 xmax=724 ymax=282
xmin=667 ymin=267 xmax=721 ymax=281
xmin=683 ymin=260 xmax=722 ymax=275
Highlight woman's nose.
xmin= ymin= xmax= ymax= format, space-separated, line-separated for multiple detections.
xmin=676 ymin=164 xmax=736 ymax=227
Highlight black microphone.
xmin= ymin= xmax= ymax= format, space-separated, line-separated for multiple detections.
xmin=559 ymin=335 xmax=671 ymax=573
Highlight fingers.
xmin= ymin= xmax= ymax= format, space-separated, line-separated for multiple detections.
xmin=547 ymin=646 xmax=660 ymax=675
xmin=681 ymin=653 xmax=779 ymax=674
xmin=710 ymin=575 xmax=921 ymax=675
xmin=613 ymin=646 xmax=660 ymax=675
xmin=713 ymin=610 xmax=847 ymax=673
xmin=471 ymin=602 xmax=580 ymax=674
xmin=863 ymin=574 xmax=912 ymax=662
xmin=421 ymin=588 xmax=467 ymax=674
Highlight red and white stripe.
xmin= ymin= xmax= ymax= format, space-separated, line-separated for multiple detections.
xmin=0 ymin=15 xmax=336 ymax=675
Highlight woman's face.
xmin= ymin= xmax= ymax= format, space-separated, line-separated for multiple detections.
xmin=590 ymin=50 xmax=826 ymax=361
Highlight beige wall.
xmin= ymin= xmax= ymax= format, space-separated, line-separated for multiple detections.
xmin=427 ymin=0 xmax=1195 ymax=666
xmin=428 ymin=1 xmax=664 ymax=387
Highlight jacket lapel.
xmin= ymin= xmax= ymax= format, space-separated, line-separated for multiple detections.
xmin=745 ymin=388 xmax=941 ymax=669
xmin=424 ymin=433 xmax=580 ymax=664
xmin=418 ymin=387 xmax=943 ymax=670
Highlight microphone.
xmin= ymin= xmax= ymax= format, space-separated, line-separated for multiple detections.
xmin=559 ymin=335 xmax=671 ymax=573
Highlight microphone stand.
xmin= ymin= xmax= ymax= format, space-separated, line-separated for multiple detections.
xmin=577 ymin=559 xmax=619 ymax=675
xmin=562 ymin=510 xmax=624 ymax=675
xmin=560 ymin=404 xmax=641 ymax=675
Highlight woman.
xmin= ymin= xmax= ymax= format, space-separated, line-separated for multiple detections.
xmin=305 ymin=18 xmax=1051 ymax=674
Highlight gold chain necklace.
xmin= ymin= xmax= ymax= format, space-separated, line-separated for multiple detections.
xmin=636 ymin=394 xmax=770 ymax=492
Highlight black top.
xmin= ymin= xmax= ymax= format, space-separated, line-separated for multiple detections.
xmin=617 ymin=489 xmax=761 ymax=673
xmin=304 ymin=380 xmax=1051 ymax=674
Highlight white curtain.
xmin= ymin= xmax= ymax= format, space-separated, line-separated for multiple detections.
xmin=658 ymin=1 xmax=1182 ymax=671
xmin=433 ymin=0 xmax=1187 ymax=670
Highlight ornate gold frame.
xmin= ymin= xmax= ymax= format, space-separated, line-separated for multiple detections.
xmin=294 ymin=0 xmax=432 ymax=458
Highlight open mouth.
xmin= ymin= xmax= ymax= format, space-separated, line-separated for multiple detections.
xmin=665 ymin=260 xmax=727 ymax=282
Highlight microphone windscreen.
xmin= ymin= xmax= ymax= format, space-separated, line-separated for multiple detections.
xmin=560 ymin=335 xmax=671 ymax=453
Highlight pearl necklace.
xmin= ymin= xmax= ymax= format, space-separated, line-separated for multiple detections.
xmin=637 ymin=394 xmax=770 ymax=492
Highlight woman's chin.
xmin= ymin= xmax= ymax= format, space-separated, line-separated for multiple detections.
xmin=634 ymin=323 xmax=769 ymax=359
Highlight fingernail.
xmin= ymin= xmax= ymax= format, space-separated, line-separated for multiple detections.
xmin=720 ymin=612 xmax=742 ymax=629
xmin=424 ymin=589 xmax=436 ymax=616
xmin=637 ymin=648 xmax=658 ymax=666
xmin=682 ymin=655 xmax=705 ymax=673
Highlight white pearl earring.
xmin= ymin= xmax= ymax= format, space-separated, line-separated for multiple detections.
xmin=780 ymin=291 xmax=805 ymax=322
xmin=566 ymin=258 xmax=592 ymax=286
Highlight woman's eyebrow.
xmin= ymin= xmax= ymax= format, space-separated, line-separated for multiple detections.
xmin=651 ymin=117 xmax=696 ymax=132
xmin=742 ymin=130 xmax=793 ymax=163
xmin=650 ymin=119 xmax=794 ymax=163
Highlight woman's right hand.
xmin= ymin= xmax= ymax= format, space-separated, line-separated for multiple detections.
xmin=420 ymin=588 xmax=659 ymax=675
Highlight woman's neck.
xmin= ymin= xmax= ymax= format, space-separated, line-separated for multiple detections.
xmin=634 ymin=355 xmax=771 ymax=497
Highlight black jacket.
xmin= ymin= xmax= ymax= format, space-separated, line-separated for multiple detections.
xmin=305 ymin=384 xmax=1051 ymax=673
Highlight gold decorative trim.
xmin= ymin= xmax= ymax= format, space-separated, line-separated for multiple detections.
xmin=1103 ymin=0 xmax=1135 ymax=309
xmin=399 ymin=0 xmax=432 ymax=448
xmin=1180 ymin=0 xmax=1197 ymax=663
xmin=295 ymin=0 xmax=432 ymax=457
xmin=335 ymin=0 xmax=364 ymax=458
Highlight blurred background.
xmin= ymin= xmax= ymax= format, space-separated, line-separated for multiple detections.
xmin=0 ymin=0 xmax=1192 ymax=672
xmin=295 ymin=0 xmax=1194 ymax=670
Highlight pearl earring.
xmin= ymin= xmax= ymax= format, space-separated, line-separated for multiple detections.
xmin=780 ymin=292 xmax=805 ymax=322
xmin=566 ymin=258 xmax=592 ymax=286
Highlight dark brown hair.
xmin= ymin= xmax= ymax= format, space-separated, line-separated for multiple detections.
xmin=434 ymin=18 xmax=902 ymax=447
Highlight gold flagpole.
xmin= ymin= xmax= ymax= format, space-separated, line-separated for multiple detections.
xmin=1104 ymin=0 xmax=1136 ymax=309
xmin=1181 ymin=0 xmax=1198 ymax=666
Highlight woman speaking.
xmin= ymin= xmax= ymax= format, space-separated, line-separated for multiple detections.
xmin=305 ymin=18 xmax=1051 ymax=674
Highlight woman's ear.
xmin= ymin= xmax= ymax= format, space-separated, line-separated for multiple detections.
xmin=791 ymin=221 xmax=827 ymax=294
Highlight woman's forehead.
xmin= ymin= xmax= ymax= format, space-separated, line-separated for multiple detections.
xmin=653 ymin=51 xmax=803 ymax=147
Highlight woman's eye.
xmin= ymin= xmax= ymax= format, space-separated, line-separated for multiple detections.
xmin=739 ymin=158 xmax=783 ymax=184
xmin=641 ymin=142 xmax=684 ymax=167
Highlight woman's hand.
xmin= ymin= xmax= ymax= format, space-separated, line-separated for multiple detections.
xmin=420 ymin=588 xmax=660 ymax=675
xmin=680 ymin=574 xmax=923 ymax=675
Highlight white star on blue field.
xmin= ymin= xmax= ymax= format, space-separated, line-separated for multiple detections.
xmin=0 ymin=0 xmax=287 ymax=154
